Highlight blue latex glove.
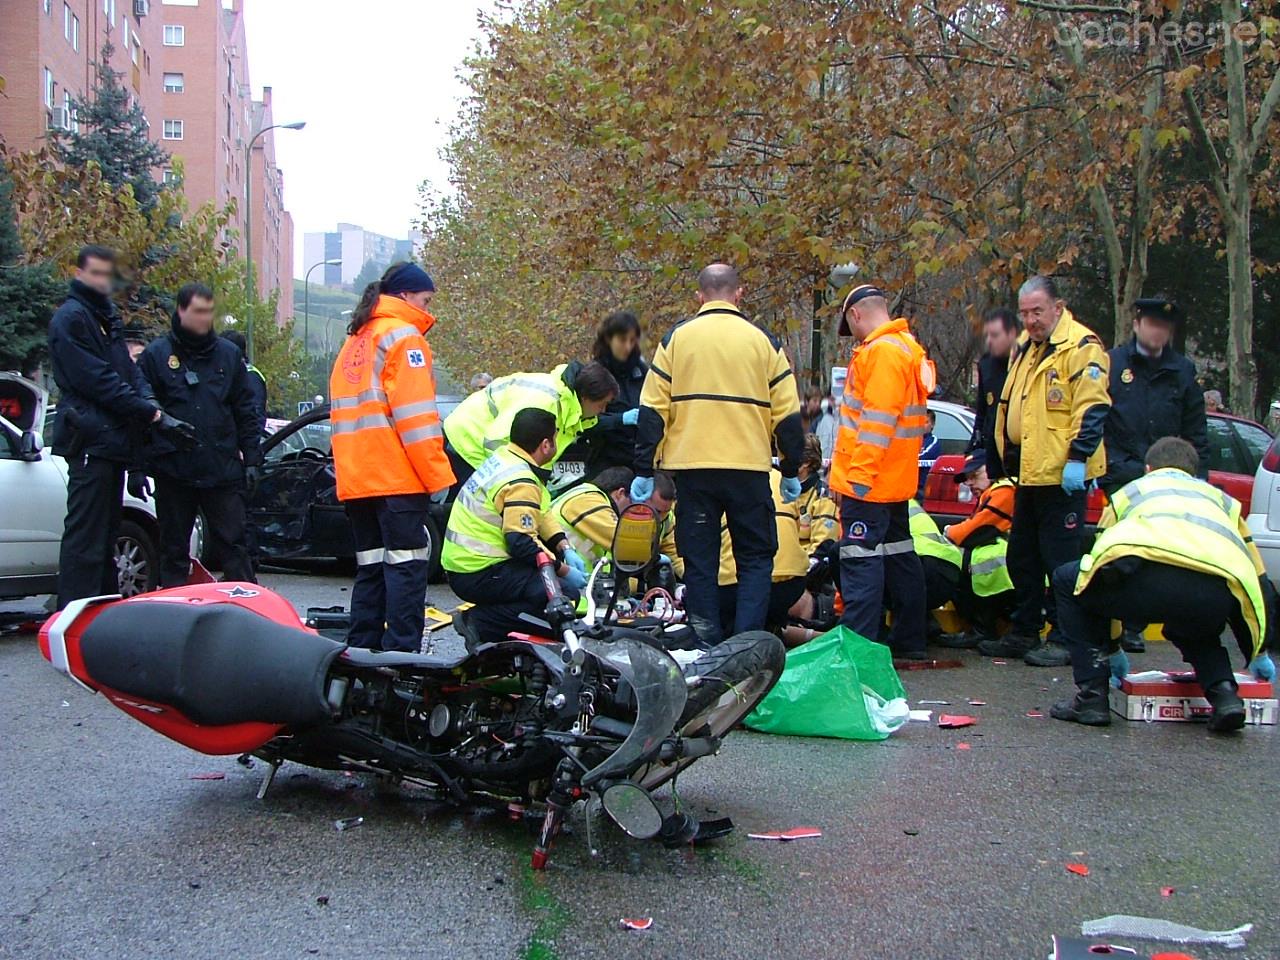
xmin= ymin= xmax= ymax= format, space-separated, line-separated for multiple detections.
xmin=1110 ymin=650 xmax=1130 ymax=688
xmin=630 ymin=476 xmax=654 ymax=503
xmin=562 ymin=548 xmax=587 ymax=575
xmin=621 ymin=408 xmax=640 ymax=426
xmin=1249 ymin=652 xmax=1276 ymax=681
xmin=780 ymin=476 xmax=802 ymax=503
xmin=1061 ymin=460 xmax=1087 ymax=494
xmin=560 ymin=565 xmax=587 ymax=592
xmin=658 ymin=553 xmax=672 ymax=566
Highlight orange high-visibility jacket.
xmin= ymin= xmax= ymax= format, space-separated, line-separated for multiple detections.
xmin=829 ymin=318 xmax=934 ymax=503
xmin=329 ymin=295 xmax=455 ymax=501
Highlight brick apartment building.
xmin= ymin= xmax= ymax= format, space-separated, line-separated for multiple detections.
xmin=0 ymin=0 xmax=294 ymax=322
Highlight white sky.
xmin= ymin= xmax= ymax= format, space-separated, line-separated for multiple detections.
xmin=242 ymin=0 xmax=494 ymax=278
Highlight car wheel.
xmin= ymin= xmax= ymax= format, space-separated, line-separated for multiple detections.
xmin=425 ymin=515 xmax=445 ymax=584
xmin=115 ymin=519 xmax=159 ymax=597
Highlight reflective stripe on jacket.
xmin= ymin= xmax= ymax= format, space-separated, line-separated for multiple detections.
xmin=909 ymin=500 xmax=962 ymax=569
xmin=969 ymin=542 xmax=1013 ymax=597
xmin=829 ymin=318 xmax=934 ymax=502
xmin=796 ymin=484 xmax=839 ymax=555
xmin=329 ymin=296 xmax=453 ymax=500
xmin=995 ymin=309 xmax=1110 ymax=486
xmin=444 ymin=364 xmax=590 ymax=469
xmin=442 ymin=445 xmax=553 ymax=574
xmin=1075 ymin=468 xmax=1268 ymax=656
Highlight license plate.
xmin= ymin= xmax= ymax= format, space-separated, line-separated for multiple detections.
xmin=552 ymin=461 xmax=585 ymax=479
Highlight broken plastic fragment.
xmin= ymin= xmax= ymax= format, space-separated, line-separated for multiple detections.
xmin=1082 ymin=916 xmax=1252 ymax=949
xmin=918 ymin=699 xmax=950 ymax=705
xmin=189 ymin=772 xmax=225 ymax=781
xmin=1066 ymin=862 xmax=1090 ymax=876
xmin=747 ymin=827 xmax=822 ymax=841
xmin=967 ymin=699 xmax=987 ymax=706
xmin=937 ymin=714 xmax=976 ymax=728
xmin=956 ymin=742 xmax=972 ymax=750
xmin=334 ymin=817 xmax=364 ymax=832
xmin=620 ymin=918 xmax=653 ymax=931
xmin=1026 ymin=710 xmax=1045 ymax=718
xmin=908 ymin=709 xmax=933 ymax=722
xmin=1160 ymin=887 xmax=1175 ymax=898
xmin=992 ymin=659 xmax=1008 ymax=665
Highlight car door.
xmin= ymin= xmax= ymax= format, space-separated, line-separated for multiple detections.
xmin=1204 ymin=415 xmax=1252 ymax=503
xmin=0 ymin=375 xmax=66 ymax=584
xmin=1226 ymin=418 xmax=1274 ymax=507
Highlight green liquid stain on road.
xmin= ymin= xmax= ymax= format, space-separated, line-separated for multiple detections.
xmin=518 ymin=862 xmax=571 ymax=960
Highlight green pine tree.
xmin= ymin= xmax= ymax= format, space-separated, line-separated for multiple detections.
xmin=0 ymin=158 xmax=64 ymax=374
xmin=50 ymin=41 xmax=170 ymax=210
xmin=353 ymin=258 xmax=382 ymax=291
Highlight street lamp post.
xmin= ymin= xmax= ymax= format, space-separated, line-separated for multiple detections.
xmin=303 ymin=258 xmax=342 ymax=398
xmin=243 ymin=120 xmax=306 ymax=361
xmin=818 ymin=262 xmax=859 ymax=385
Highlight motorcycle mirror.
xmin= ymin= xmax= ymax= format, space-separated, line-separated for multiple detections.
xmin=611 ymin=503 xmax=659 ymax=575
xmin=601 ymin=782 xmax=663 ymax=839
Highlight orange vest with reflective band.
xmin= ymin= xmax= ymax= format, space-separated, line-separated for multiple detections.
xmin=829 ymin=318 xmax=934 ymax=503
xmin=329 ymin=295 xmax=455 ymax=501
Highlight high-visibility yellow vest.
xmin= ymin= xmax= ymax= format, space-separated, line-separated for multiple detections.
xmin=969 ymin=541 xmax=1013 ymax=597
xmin=551 ymin=484 xmax=614 ymax=567
xmin=909 ymin=500 xmax=962 ymax=569
xmin=1076 ymin=468 xmax=1267 ymax=656
xmin=441 ymin=446 xmax=550 ymax=574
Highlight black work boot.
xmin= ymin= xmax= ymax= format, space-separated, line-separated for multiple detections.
xmin=937 ymin=629 xmax=986 ymax=649
xmin=977 ymin=631 xmax=1037 ymax=658
xmin=1024 ymin=637 xmax=1072 ymax=667
xmin=1204 ymin=679 xmax=1246 ymax=733
xmin=1050 ymin=679 xmax=1112 ymax=726
xmin=1120 ymin=629 xmax=1146 ymax=653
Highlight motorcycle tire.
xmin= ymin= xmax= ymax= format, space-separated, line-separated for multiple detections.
xmin=638 ymin=631 xmax=785 ymax=791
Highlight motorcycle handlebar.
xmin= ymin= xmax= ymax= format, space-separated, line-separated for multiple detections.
xmin=536 ymin=553 xmax=581 ymax=657
xmin=536 ymin=552 xmax=562 ymax=601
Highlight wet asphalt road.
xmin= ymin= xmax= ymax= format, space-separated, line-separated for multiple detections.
xmin=2 ymin=567 xmax=1278 ymax=960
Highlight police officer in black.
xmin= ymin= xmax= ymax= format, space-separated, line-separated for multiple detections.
xmin=1102 ymin=294 xmax=1209 ymax=653
xmin=138 ymin=283 xmax=263 ymax=587
xmin=47 ymin=245 xmax=196 ymax=608
xmin=966 ymin=307 xmax=1020 ymax=480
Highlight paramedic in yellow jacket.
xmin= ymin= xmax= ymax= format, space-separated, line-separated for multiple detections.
xmin=795 ymin=435 xmax=839 ymax=556
xmin=552 ymin=468 xmax=681 ymax=576
xmin=991 ymin=275 xmax=1111 ymax=668
xmin=1050 ymin=437 xmax=1277 ymax=732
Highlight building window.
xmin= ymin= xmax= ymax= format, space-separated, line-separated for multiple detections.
xmin=64 ymin=91 xmax=78 ymax=133
xmin=226 ymin=102 xmax=232 ymax=139
xmin=64 ymin=4 xmax=79 ymax=48
xmin=44 ymin=69 xmax=55 ymax=108
xmin=163 ymin=169 xmax=181 ymax=185
xmin=131 ymin=33 xmax=140 ymax=64
xmin=162 ymin=119 xmax=183 ymax=140
xmin=163 ymin=24 xmax=184 ymax=46
xmin=44 ymin=0 xmax=52 ymax=14
xmin=163 ymin=72 xmax=184 ymax=93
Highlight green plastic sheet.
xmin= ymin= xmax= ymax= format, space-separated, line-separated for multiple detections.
xmin=745 ymin=626 xmax=907 ymax=740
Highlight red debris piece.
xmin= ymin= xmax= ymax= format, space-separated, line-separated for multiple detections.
xmin=747 ymin=827 xmax=823 ymax=841
xmin=956 ymin=742 xmax=972 ymax=751
xmin=1161 ymin=886 xmax=1176 ymax=897
xmin=1066 ymin=862 xmax=1090 ymax=876
xmin=937 ymin=714 xmax=977 ymax=728
xmin=1151 ymin=953 xmax=1197 ymax=960
xmin=894 ymin=658 xmax=965 ymax=670
xmin=189 ymin=772 xmax=225 ymax=781
xmin=1026 ymin=711 xmax=1044 ymax=718
xmin=620 ymin=918 xmax=653 ymax=931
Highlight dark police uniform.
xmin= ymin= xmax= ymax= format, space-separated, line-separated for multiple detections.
xmin=138 ymin=316 xmax=262 ymax=587
xmin=47 ymin=280 xmax=159 ymax=607
xmin=967 ymin=351 xmax=1009 ymax=480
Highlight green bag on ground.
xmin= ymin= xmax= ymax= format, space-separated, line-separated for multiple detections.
xmin=744 ymin=626 xmax=907 ymax=740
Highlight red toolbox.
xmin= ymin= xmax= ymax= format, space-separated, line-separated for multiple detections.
xmin=1110 ymin=670 xmax=1276 ymax=725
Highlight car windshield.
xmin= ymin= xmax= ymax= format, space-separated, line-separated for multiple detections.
xmin=266 ymin=420 xmax=333 ymax=462
xmin=930 ymin=408 xmax=973 ymax=456
xmin=1233 ymin=420 xmax=1274 ymax=475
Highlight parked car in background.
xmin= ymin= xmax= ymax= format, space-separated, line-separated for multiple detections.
xmin=245 ymin=396 xmax=464 ymax=581
xmin=1248 ymin=432 xmax=1280 ymax=589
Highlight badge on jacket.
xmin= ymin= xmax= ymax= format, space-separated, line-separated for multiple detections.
xmin=986 ymin=391 xmax=994 ymax=405
xmin=1047 ymin=387 xmax=1065 ymax=405
xmin=1121 ymin=368 xmax=1134 ymax=384
xmin=407 ymin=349 xmax=426 ymax=368
xmin=168 ymin=354 xmax=181 ymax=370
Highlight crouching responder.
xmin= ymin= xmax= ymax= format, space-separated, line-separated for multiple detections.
xmin=718 ymin=470 xmax=816 ymax=646
xmin=796 ymin=434 xmax=839 ymax=556
xmin=1050 ymin=437 xmax=1278 ymax=731
xmin=908 ymin=500 xmax=961 ymax=616
xmin=830 ymin=284 xmax=934 ymax=659
xmin=553 ymin=467 xmax=680 ymax=573
xmin=330 ymin=263 xmax=455 ymax=651
xmin=444 ymin=409 xmax=589 ymax=645
xmin=443 ymin=361 xmax=619 ymax=485
xmin=935 ymin=450 xmax=1017 ymax=649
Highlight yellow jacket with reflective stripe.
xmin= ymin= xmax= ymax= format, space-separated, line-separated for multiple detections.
xmin=995 ymin=309 xmax=1110 ymax=486
xmin=719 ymin=471 xmax=810 ymax=585
xmin=552 ymin=484 xmax=617 ymax=567
xmin=1075 ymin=468 xmax=1267 ymax=656
xmin=830 ymin=319 xmax=934 ymax=502
xmin=908 ymin=500 xmax=962 ymax=569
xmin=442 ymin=445 xmax=561 ymax=574
xmin=443 ymin=364 xmax=592 ymax=469
xmin=640 ymin=301 xmax=801 ymax=473
xmin=329 ymin=296 xmax=454 ymax=500
xmin=796 ymin=484 xmax=839 ymax=555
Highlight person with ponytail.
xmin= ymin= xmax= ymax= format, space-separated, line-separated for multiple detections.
xmin=329 ymin=262 xmax=454 ymax=651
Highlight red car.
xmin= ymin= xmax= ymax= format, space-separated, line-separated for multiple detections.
xmin=923 ymin=410 xmax=1274 ymax=526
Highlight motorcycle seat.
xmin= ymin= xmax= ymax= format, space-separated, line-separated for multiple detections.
xmin=79 ymin=602 xmax=344 ymax=728
xmin=338 ymin=647 xmax=467 ymax=670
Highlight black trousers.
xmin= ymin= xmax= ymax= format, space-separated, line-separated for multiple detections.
xmin=155 ymin=478 xmax=254 ymax=589
xmin=954 ymin=573 xmax=1014 ymax=635
xmin=449 ymin=559 xmax=580 ymax=643
xmin=1052 ymin=558 xmax=1241 ymax=688
xmin=445 ymin=444 xmax=476 ymax=497
xmin=674 ymin=469 xmax=776 ymax=645
xmin=1007 ymin=484 xmax=1085 ymax=636
xmin=57 ymin=454 xmax=125 ymax=608
xmin=345 ymin=494 xmax=431 ymax=652
xmin=921 ymin=556 xmax=960 ymax=611
xmin=838 ymin=498 xmax=926 ymax=653
xmin=719 ymin=576 xmax=806 ymax=636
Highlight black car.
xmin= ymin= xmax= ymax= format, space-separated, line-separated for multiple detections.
xmin=246 ymin=397 xmax=463 ymax=581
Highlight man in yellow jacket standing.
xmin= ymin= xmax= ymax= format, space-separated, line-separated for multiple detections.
xmin=989 ymin=275 xmax=1111 ymax=666
xmin=633 ymin=263 xmax=803 ymax=647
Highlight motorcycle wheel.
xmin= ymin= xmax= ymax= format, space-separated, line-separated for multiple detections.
xmin=638 ymin=631 xmax=785 ymax=791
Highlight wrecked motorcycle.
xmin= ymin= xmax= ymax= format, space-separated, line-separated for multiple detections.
xmin=38 ymin=504 xmax=784 ymax=868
